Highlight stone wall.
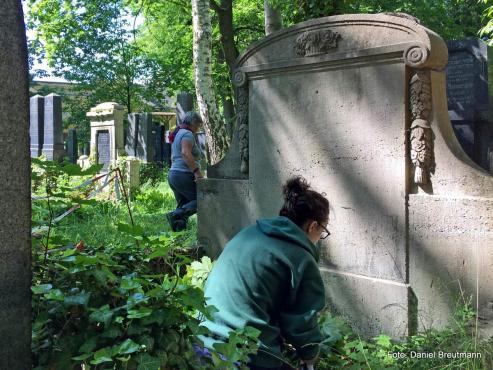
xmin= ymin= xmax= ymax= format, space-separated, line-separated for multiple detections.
xmin=198 ymin=14 xmax=493 ymax=338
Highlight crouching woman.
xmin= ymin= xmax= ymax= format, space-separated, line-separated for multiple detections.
xmin=199 ymin=176 xmax=330 ymax=369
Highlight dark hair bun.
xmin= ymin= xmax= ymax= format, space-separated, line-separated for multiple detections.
xmin=279 ymin=176 xmax=329 ymax=228
xmin=283 ymin=176 xmax=310 ymax=202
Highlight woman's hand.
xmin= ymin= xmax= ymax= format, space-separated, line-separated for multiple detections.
xmin=194 ymin=170 xmax=203 ymax=181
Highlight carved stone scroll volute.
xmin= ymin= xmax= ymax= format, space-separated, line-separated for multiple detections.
xmin=233 ymin=70 xmax=249 ymax=175
xmin=409 ymin=70 xmax=435 ymax=185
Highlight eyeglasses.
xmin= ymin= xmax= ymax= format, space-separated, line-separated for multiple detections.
xmin=318 ymin=223 xmax=331 ymax=239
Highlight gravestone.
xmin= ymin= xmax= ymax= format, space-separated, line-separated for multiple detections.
xmin=87 ymin=102 xmax=125 ymax=172
xmin=29 ymin=95 xmax=44 ymax=157
xmin=97 ymin=130 xmax=111 ymax=171
xmin=125 ymin=113 xmax=155 ymax=163
xmin=153 ymin=123 xmax=165 ymax=166
xmin=0 ymin=0 xmax=31 ymax=367
xmin=42 ymin=93 xmax=65 ymax=161
xmin=446 ymin=38 xmax=493 ymax=171
xmin=176 ymin=92 xmax=194 ymax=125
xmin=198 ymin=14 xmax=493 ymax=339
xmin=66 ymin=128 xmax=78 ymax=163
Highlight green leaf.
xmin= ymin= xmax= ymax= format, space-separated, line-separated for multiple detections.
xmin=375 ymin=334 xmax=392 ymax=348
xmin=90 ymin=347 xmax=113 ymax=365
xmin=127 ymin=307 xmax=153 ymax=319
xmin=117 ymin=222 xmax=145 ymax=237
xmin=89 ymin=305 xmax=113 ymax=327
xmin=112 ymin=339 xmax=140 ymax=355
xmin=64 ymin=291 xmax=91 ymax=306
xmin=79 ymin=336 xmax=98 ymax=354
xmin=32 ymin=284 xmax=53 ymax=294
xmin=44 ymin=289 xmax=64 ymax=301
xmin=136 ymin=353 xmax=160 ymax=370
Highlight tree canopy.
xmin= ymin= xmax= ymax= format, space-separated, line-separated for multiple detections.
xmin=26 ymin=0 xmax=490 ymax=150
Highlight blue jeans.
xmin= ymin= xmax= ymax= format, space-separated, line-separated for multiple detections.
xmin=168 ymin=170 xmax=197 ymax=220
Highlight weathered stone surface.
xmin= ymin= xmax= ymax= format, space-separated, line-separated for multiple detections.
xmin=199 ymin=13 xmax=493 ymax=339
xmin=42 ymin=93 xmax=65 ymax=161
xmin=87 ymin=102 xmax=125 ymax=172
xmin=125 ymin=113 xmax=155 ymax=163
xmin=29 ymin=94 xmax=44 ymax=157
xmin=176 ymin=92 xmax=194 ymax=125
xmin=0 ymin=1 xmax=31 ymax=367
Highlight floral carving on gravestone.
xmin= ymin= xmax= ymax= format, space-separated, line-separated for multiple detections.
xmin=294 ymin=29 xmax=341 ymax=57
xmin=409 ymin=71 xmax=435 ymax=185
xmin=233 ymin=70 xmax=249 ymax=174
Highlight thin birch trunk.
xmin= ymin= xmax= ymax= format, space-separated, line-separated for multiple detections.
xmin=264 ymin=0 xmax=282 ymax=36
xmin=191 ymin=0 xmax=229 ymax=164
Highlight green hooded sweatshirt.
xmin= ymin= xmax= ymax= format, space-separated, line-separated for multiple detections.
xmin=200 ymin=216 xmax=326 ymax=368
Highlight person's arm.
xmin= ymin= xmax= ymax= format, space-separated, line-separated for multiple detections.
xmin=279 ymin=259 xmax=325 ymax=363
xmin=181 ymin=139 xmax=203 ymax=180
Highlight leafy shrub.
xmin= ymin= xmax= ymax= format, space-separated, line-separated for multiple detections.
xmin=31 ymin=159 xmax=258 ymax=370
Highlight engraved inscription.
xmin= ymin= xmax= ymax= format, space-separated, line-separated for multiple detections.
xmin=97 ymin=130 xmax=111 ymax=171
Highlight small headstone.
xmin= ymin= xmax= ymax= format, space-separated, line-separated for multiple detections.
xmin=446 ymin=38 xmax=493 ymax=171
xmin=29 ymin=95 xmax=44 ymax=157
xmin=83 ymin=142 xmax=90 ymax=156
xmin=42 ymin=93 xmax=65 ymax=161
xmin=66 ymin=128 xmax=77 ymax=163
xmin=176 ymin=92 xmax=194 ymax=125
xmin=97 ymin=130 xmax=111 ymax=171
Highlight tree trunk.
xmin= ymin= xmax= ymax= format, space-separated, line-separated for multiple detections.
xmin=264 ymin=0 xmax=282 ymax=35
xmin=192 ymin=0 xmax=229 ymax=164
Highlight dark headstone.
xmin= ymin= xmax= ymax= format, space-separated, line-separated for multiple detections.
xmin=446 ymin=38 xmax=492 ymax=171
xmin=97 ymin=130 xmax=111 ymax=171
xmin=42 ymin=93 xmax=65 ymax=161
xmin=125 ymin=113 xmax=155 ymax=162
xmin=29 ymin=95 xmax=44 ymax=157
xmin=0 ymin=1 xmax=31 ymax=367
xmin=66 ymin=128 xmax=77 ymax=163
xmin=153 ymin=123 xmax=165 ymax=167
xmin=176 ymin=92 xmax=194 ymax=125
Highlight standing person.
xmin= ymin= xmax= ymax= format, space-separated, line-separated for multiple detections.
xmin=166 ymin=111 xmax=204 ymax=231
xmin=199 ymin=176 xmax=330 ymax=369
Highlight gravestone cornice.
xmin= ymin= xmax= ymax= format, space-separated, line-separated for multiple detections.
xmin=234 ymin=13 xmax=447 ymax=77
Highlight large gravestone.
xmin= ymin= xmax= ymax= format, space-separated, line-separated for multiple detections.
xmin=446 ymin=38 xmax=492 ymax=171
xmin=87 ymin=102 xmax=125 ymax=172
xmin=42 ymin=93 xmax=65 ymax=161
xmin=0 ymin=1 xmax=31 ymax=367
xmin=198 ymin=14 xmax=493 ymax=338
xmin=30 ymin=94 xmax=44 ymax=157
xmin=125 ymin=113 xmax=155 ymax=163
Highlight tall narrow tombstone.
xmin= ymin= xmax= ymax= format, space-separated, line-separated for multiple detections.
xmin=125 ymin=113 xmax=155 ymax=163
xmin=154 ymin=123 xmax=165 ymax=166
xmin=0 ymin=0 xmax=31 ymax=367
xmin=176 ymin=92 xmax=194 ymax=125
xmin=42 ymin=93 xmax=65 ymax=161
xmin=198 ymin=14 xmax=493 ymax=339
xmin=446 ymin=38 xmax=492 ymax=171
xmin=29 ymin=94 xmax=44 ymax=157
xmin=66 ymin=128 xmax=78 ymax=163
